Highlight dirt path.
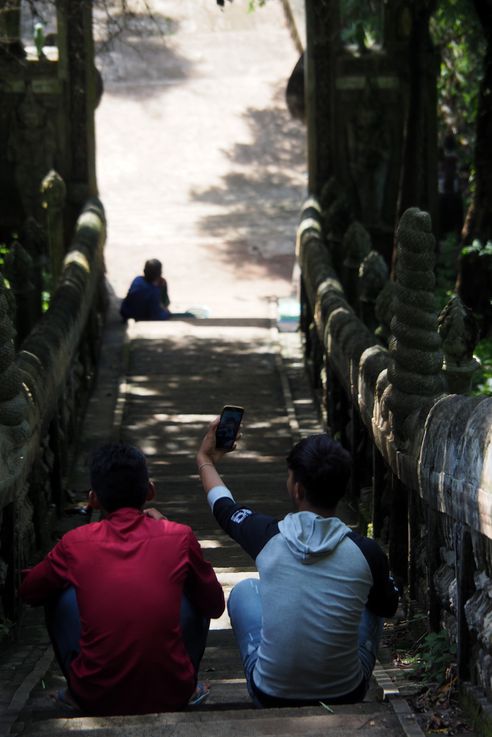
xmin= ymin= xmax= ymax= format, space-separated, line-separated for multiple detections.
xmin=95 ymin=0 xmax=306 ymax=318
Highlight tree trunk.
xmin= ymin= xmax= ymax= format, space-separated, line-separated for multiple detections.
xmin=457 ymin=0 xmax=492 ymax=336
xmin=397 ymin=0 xmax=438 ymax=219
xmin=461 ymin=1 xmax=492 ymax=244
xmin=304 ymin=0 xmax=340 ymax=197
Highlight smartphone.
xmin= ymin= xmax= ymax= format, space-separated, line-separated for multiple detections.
xmin=215 ymin=405 xmax=244 ymax=451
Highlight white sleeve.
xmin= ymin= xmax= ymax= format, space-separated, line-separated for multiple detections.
xmin=207 ymin=485 xmax=235 ymax=512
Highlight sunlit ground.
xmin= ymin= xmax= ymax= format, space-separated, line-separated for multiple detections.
xmin=95 ymin=0 xmax=306 ymax=318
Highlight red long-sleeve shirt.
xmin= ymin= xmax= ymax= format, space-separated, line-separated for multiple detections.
xmin=20 ymin=508 xmax=224 ymax=715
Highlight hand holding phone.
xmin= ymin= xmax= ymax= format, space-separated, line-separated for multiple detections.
xmin=215 ymin=405 xmax=244 ymax=451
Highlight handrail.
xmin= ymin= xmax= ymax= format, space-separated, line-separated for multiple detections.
xmin=297 ymin=198 xmax=492 ymax=540
xmin=0 ymin=198 xmax=106 ymax=509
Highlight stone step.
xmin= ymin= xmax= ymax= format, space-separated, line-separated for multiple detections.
xmin=7 ymin=317 xmax=414 ymax=737
xmin=21 ymin=703 xmax=404 ymax=737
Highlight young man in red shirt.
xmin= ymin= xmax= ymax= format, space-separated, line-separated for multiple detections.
xmin=20 ymin=444 xmax=224 ymax=716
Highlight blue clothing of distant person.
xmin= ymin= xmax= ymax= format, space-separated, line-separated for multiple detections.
xmin=120 ymin=259 xmax=171 ymax=322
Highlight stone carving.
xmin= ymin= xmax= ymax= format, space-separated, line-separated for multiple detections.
xmin=4 ymin=241 xmax=37 ymax=343
xmin=0 ymin=273 xmax=16 ymax=323
xmin=375 ymin=279 xmax=397 ymax=343
xmin=323 ymin=191 xmax=353 ymax=241
xmin=346 ymin=85 xmax=390 ymax=225
xmin=0 ymin=279 xmax=28 ymax=437
xmin=438 ymin=295 xmax=481 ymax=394
xmin=22 ymin=218 xmax=47 ymax=322
xmin=343 ymin=221 xmax=372 ymax=269
xmin=359 ymin=251 xmax=389 ymax=332
xmin=23 ymin=217 xmax=47 ymax=262
xmin=359 ymin=251 xmax=388 ymax=301
xmin=7 ymin=86 xmax=56 ymax=219
xmin=41 ymin=169 xmax=67 ymax=281
xmin=4 ymin=241 xmax=34 ymax=295
xmin=464 ymin=572 xmax=492 ymax=692
xmin=342 ymin=221 xmax=372 ymax=306
xmin=381 ymin=207 xmax=444 ymax=443
xmin=320 ymin=178 xmax=354 ymax=270
xmin=40 ymin=169 xmax=66 ymax=213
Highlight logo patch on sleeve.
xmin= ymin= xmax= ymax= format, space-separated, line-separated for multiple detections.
xmin=230 ymin=509 xmax=253 ymax=524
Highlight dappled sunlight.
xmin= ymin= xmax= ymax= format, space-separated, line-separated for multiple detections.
xmin=64 ymin=250 xmax=90 ymax=273
xmin=191 ymin=84 xmax=306 ymax=282
xmin=119 ymin=327 xmax=296 ymax=472
xmin=198 ymin=539 xmax=224 ymax=549
xmin=95 ymin=8 xmax=191 ymax=97
xmin=61 ymin=717 xmax=113 ymax=730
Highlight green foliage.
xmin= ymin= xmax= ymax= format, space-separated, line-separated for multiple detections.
xmin=431 ymin=1 xmax=485 ymax=174
xmin=0 ymin=242 xmax=12 ymax=293
xmin=461 ymin=239 xmax=492 ymax=258
xmin=0 ymin=242 xmax=9 ymax=268
xmin=340 ymin=0 xmax=383 ymax=48
xmin=247 ymin=0 xmax=266 ymax=11
xmin=42 ymin=270 xmax=52 ymax=313
xmin=408 ymin=630 xmax=457 ymax=685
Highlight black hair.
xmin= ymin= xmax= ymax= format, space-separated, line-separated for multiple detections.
xmin=90 ymin=443 xmax=150 ymax=513
xmin=286 ymin=434 xmax=351 ymax=509
xmin=143 ymin=259 xmax=162 ymax=283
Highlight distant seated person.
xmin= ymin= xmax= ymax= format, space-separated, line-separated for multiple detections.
xmin=120 ymin=259 xmax=174 ymax=322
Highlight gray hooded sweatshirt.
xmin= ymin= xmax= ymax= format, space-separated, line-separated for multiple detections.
xmin=208 ymin=486 xmax=398 ymax=701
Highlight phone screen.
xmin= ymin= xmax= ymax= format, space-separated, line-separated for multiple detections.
xmin=215 ymin=405 xmax=244 ymax=451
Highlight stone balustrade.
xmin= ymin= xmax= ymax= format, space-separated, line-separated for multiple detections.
xmin=297 ymin=195 xmax=492 ymax=700
xmin=0 ymin=198 xmax=106 ymax=624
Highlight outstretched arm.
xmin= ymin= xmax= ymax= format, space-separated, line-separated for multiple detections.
xmin=196 ymin=419 xmax=279 ymax=560
xmin=196 ymin=417 xmax=229 ymax=494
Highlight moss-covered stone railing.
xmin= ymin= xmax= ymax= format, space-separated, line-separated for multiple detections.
xmin=298 ymin=197 xmax=492 ymax=702
xmin=0 ymin=198 xmax=106 ymax=624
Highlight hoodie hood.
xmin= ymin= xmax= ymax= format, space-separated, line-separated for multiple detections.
xmin=278 ymin=512 xmax=351 ymax=561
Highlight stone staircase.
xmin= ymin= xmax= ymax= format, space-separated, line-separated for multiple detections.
xmin=3 ymin=319 xmax=426 ymax=737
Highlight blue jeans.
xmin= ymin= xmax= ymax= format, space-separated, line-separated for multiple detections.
xmin=227 ymin=577 xmax=384 ymax=707
xmin=45 ymin=587 xmax=210 ymax=683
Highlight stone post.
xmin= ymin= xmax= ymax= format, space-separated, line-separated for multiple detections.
xmin=3 ymin=240 xmax=37 ymax=345
xmin=374 ymin=280 xmax=397 ymax=345
xmin=380 ymin=207 xmax=444 ymax=445
xmin=0 ymin=280 xmax=28 ymax=445
xmin=358 ymin=250 xmax=388 ymax=332
xmin=438 ymin=295 xmax=481 ymax=394
xmin=22 ymin=217 xmax=47 ymax=321
xmin=341 ymin=221 xmax=371 ymax=306
xmin=40 ymin=169 xmax=67 ymax=285
xmin=395 ymin=1 xmax=439 ymax=226
xmin=56 ymin=0 xmax=99 ymax=228
xmin=320 ymin=178 xmax=353 ymax=272
xmin=305 ymin=0 xmax=340 ymax=197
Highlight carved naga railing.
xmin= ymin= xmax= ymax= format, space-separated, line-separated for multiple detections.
xmin=0 ymin=198 xmax=106 ymax=626
xmin=297 ymin=196 xmax=492 ymax=702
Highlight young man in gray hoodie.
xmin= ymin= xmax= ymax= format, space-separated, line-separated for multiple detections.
xmin=196 ymin=423 xmax=399 ymax=707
